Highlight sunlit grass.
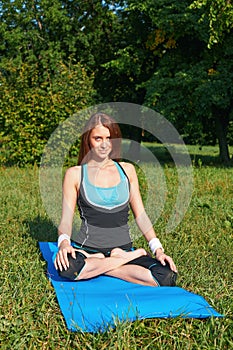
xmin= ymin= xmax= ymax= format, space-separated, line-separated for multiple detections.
xmin=1 ymin=145 xmax=232 ymax=349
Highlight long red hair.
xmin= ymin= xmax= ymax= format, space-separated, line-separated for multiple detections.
xmin=78 ymin=113 xmax=122 ymax=165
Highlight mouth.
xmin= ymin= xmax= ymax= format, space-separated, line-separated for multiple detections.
xmin=99 ymin=149 xmax=110 ymax=153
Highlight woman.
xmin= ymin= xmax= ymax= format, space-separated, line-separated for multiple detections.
xmin=55 ymin=112 xmax=177 ymax=286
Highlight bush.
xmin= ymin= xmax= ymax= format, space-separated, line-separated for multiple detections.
xmin=0 ymin=59 xmax=96 ymax=166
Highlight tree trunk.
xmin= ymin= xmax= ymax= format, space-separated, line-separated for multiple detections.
xmin=127 ymin=126 xmax=142 ymax=161
xmin=213 ymin=106 xmax=230 ymax=163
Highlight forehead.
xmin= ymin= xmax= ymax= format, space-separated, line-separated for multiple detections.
xmin=90 ymin=124 xmax=110 ymax=136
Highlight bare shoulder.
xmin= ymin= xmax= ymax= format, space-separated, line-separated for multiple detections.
xmin=64 ymin=166 xmax=82 ymax=186
xmin=65 ymin=165 xmax=81 ymax=176
xmin=119 ymin=161 xmax=137 ymax=181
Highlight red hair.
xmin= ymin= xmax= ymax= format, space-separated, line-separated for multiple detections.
xmin=78 ymin=113 xmax=122 ymax=165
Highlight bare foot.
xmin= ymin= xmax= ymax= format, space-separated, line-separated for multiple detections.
xmin=74 ymin=249 xmax=105 ymax=259
xmin=110 ymin=247 xmax=146 ymax=260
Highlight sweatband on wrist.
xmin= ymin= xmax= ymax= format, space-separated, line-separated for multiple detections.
xmin=149 ymin=237 xmax=164 ymax=255
xmin=58 ymin=233 xmax=71 ymax=248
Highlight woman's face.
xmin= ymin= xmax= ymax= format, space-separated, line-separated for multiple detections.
xmin=89 ymin=124 xmax=112 ymax=160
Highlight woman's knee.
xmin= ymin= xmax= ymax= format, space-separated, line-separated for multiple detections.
xmin=150 ymin=264 xmax=177 ymax=286
xmin=58 ymin=251 xmax=86 ymax=281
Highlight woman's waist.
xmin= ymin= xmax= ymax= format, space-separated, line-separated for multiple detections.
xmin=72 ymin=241 xmax=133 ymax=257
xmin=79 ymin=220 xmax=129 ymax=230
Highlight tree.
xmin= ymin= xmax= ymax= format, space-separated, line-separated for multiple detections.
xmin=0 ymin=0 xmax=116 ymax=165
xmin=0 ymin=59 xmax=95 ymax=165
xmin=94 ymin=5 xmax=159 ymax=157
xmin=190 ymin=0 xmax=233 ymax=47
xmin=128 ymin=0 xmax=233 ymax=163
xmin=1 ymin=0 xmax=233 ymax=165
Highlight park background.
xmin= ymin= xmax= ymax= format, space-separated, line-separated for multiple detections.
xmin=0 ymin=1 xmax=233 ymax=349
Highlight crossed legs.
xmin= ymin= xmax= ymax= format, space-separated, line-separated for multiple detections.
xmin=75 ymin=248 xmax=158 ymax=287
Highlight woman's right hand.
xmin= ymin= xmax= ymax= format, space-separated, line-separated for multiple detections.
xmin=54 ymin=242 xmax=76 ymax=271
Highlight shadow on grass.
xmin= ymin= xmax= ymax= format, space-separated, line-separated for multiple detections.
xmin=187 ymin=152 xmax=225 ymax=167
xmin=26 ymin=216 xmax=57 ymax=243
xmin=143 ymin=144 xmax=232 ymax=167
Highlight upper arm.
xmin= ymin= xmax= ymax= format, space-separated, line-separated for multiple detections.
xmin=120 ymin=162 xmax=145 ymax=218
xmin=59 ymin=166 xmax=81 ymax=233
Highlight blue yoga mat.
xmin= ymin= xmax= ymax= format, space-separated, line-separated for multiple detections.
xmin=39 ymin=242 xmax=223 ymax=332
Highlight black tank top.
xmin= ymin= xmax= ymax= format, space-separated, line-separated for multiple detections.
xmin=72 ymin=161 xmax=132 ymax=249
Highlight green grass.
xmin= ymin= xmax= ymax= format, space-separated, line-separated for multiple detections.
xmin=0 ymin=145 xmax=233 ymax=349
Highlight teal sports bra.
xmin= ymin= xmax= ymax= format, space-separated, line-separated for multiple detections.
xmin=82 ymin=162 xmax=130 ymax=209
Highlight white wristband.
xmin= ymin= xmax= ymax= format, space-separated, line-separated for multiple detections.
xmin=149 ymin=237 xmax=164 ymax=255
xmin=58 ymin=234 xmax=71 ymax=248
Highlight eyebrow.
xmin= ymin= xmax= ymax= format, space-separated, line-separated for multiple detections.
xmin=91 ymin=133 xmax=111 ymax=137
xmin=93 ymin=135 xmax=111 ymax=139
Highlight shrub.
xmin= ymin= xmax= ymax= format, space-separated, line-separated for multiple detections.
xmin=0 ymin=59 xmax=96 ymax=166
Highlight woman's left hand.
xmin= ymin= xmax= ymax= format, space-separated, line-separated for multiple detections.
xmin=155 ymin=249 xmax=178 ymax=273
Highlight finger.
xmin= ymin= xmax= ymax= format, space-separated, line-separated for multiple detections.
xmin=158 ymin=255 xmax=166 ymax=266
xmin=55 ymin=256 xmax=63 ymax=271
xmin=57 ymin=260 xmax=63 ymax=271
xmin=58 ymin=250 xmax=69 ymax=270
xmin=71 ymin=248 xmax=76 ymax=259
xmin=166 ymin=257 xmax=178 ymax=273
xmin=54 ymin=252 xmax=63 ymax=271
xmin=172 ymin=263 xmax=178 ymax=273
xmin=56 ymin=253 xmax=65 ymax=271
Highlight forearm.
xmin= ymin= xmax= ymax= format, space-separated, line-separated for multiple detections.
xmin=142 ymin=227 xmax=157 ymax=242
xmin=135 ymin=211 xmax=164 ymax=255
xmin=58 ymin=223 xmax=72 ymax=237
xmin=58 ymin=223 xmax=72 ymax=247
xmin=135 ymin=211 xmax=159 ymax=242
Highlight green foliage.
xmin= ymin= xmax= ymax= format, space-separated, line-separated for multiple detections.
xmin=137 ymin=0 xmax=233 ymax=161
xmin=0 ymin=0 xmax=131 ymax=165
xmin=1 ymin=0 xmax=233 ymax=164
xmin=93 ymin=4 xmax=156 ymax=103
xmin=0 ymin=59 xmax=96 ymax=165
xmin=190 ymin=0 xmax=233 ymax=47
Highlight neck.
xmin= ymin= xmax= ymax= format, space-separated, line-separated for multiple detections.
xmin=88 ymin=158 xmax=113 ymax=168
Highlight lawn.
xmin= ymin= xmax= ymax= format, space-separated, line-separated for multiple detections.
xmin=0 ymin=144 xmax=232 ymax=349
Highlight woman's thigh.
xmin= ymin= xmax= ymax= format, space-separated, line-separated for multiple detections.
xmin=126 ymin=255 xmax=177 ymax=286
xmin=105 ymin=264 xmax=158 ymax=287
xmin=59 ymin=250 xmax=105 ymax=280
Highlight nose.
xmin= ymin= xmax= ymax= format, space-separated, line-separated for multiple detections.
xmin=101 ymin=141 xmax=107 ymax=149
xmin=100 ymin=138 xmax=110 ymax=149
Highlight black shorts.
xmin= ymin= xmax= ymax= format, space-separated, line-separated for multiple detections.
xmin=72 ymin=242 xmax=133 ymax=257
xmin=58 ymin=243 xmax=132 ymax=281
xmin=126 ymin=255 xmax=177 ymax=286
xmin=59 ymin=251 xmax=86 ymax=281
xmin=59 ymin=244 xmax=177 ymax=286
